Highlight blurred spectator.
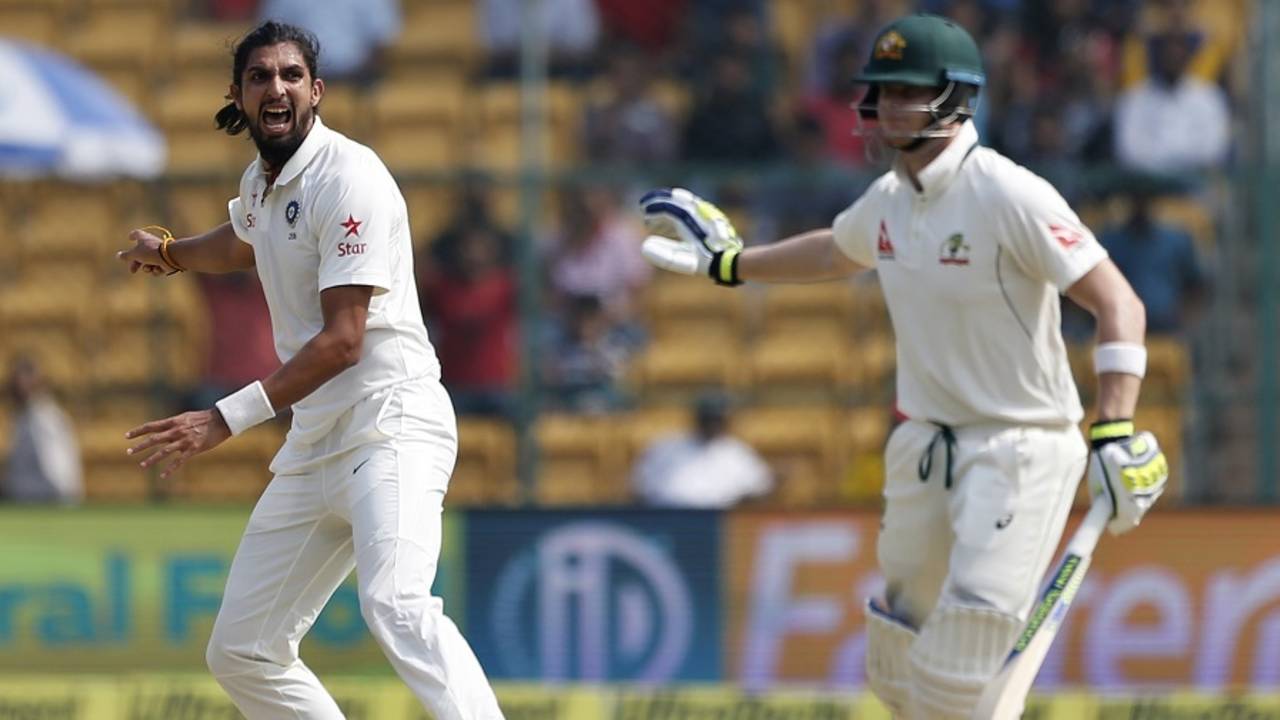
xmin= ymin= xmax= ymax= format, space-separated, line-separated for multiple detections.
xmin=681 ymin=52 xmax=781 ymax=164
xmin=582 ymin=46 xmax=679 ymax=166
xmin=480 ymin=0 xmax=600 ymax=80
xmin=801 ymin=35 xmax=870 ymax=167
xmin=542 ymin=294 xmax=636 ymax=413
xmin=187 ymin=273 xmax=280 ymax=413
xmin=989 ymin=61 xmax=1040 ymax=162
xmin=753 ymin=112 xmax=865 ymax=241
xmin=426 ymin=180 xmax=511 ymax=269
xmin=595 ymin=0 xmax=688 ymax=55
xmin=1114 ymin=30 xmax=1230 ymax=176
xmin=259 ymin=0 xmax=401 ymax=83
xmin=2 ymin=356 xmax=82 ymax=505
xmin=545 ymin=187 xmax=651 ymax=321
xmin=203 ymin=0 xmax=257 ymax=22
xmin=419 ymin=224 xmax=518 ymax=419
xmin=805 ymin=0 xmax=899 ymax=96
xmin=1024 ymin=104 xmax=1086 ymax=204
xmin=631 ymin=391 xmax=773 ymax=508
xmin=1099 ymin=189 xmax=1207 ymax=334
xmin=703 ymin=5 xmax=787 ymax=97
xmin=1120 ymin=0 xmax=1240 ymax=89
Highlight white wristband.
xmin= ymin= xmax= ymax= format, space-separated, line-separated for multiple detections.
xmin=215 ymin=381 xmax=276 ymax=436
xmin=1094 ymin=342 xmax=1147 ymax=378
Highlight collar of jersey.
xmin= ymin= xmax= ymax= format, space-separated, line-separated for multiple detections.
xmin=255 ymin=116 xmax=332 ymax=189
xmin=894 ymin=120 xmax=979 ymax=199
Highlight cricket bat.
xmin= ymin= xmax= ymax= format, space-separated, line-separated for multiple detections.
xmin=971 ymin=500 xmax=1112 ymax=720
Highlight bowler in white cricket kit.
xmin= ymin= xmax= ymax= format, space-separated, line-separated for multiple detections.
xmin=117 ymin=21 xmax=504 ymax=719
xmin=638 ymin=13 xmax=1168 ymax=720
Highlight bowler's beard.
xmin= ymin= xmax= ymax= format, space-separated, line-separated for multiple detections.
xmin=248 ymin=107 xmax=315 ymax=171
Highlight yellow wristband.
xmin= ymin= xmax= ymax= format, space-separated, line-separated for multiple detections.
xmin=1089 ymin=420 xmax=1134 ymax=443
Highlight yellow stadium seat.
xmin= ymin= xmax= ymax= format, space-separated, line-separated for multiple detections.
xmin=389 ymin=1 xmax=477 ymax=68
xmin=375 ymin=125 xmax=458 ymax=175
xmin=846 ymin=332 xmax=896 ymax=399
xmin=171 ymin=22 xmax=249 ymax=72
xmin=1153 ymin=195 xmax=1215 ymax=253
xmin=157 ymin=74 xmax=234 ymax=131
xmin=734 ymin=405 xmax=844 ymax=507
xmin=1145 ymin=336 xmax=1190 ymax=400
xmin=0 ymin=268 xmax=95 ymax=333
xmin=167 ymin=181 xmax=232 ymax=232
xmin=371 ymin=75 xmax=465 ymax=130
xmin=319 ymin=84 xmax=362 ymax=137
xmin=644 ymin=276 xmax=748 ymax=343
xmin=169 ymin=423 xmax=283 ymax=502
xmin=0 ymin=326 xmax=86 ymax=395
xmin=760 ymin=282 xmax=855 ymax=337
xmin=20 ymin=188 xmax=120 ymax=262
xmin=535 ymin=413 xmax=625 ymax=505
xmin=401 ymin=182 xmax=457 ymax=246
xmin=850 ymin=275 xmax=891 ymax=337
xmin=451 ymin=417 xmax=519 ymax=505
xmin=839 ymin=406 xmax=894 ymax=503
xmin=79 ymin=418 xmax=150 ymax=502
xmin=748 ymin=330 xmax=852 ymax=393
xmin=631 ymin=338 xmax=748 ymax=396
xmin=0 ymin=6 xmax=60 ymax=47
xmin=167 ymin=128 xmax=255 ymax=175
xmin=65 ymin=6 xmax=166 ymax=72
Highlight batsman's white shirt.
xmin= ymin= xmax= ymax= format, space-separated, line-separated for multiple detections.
xmin=227 ymin=118 xmax=446 ymax=473
xmin=833 ymin=121 xmax=1107 ymax=427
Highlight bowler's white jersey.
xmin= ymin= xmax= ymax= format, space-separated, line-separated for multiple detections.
xmin=833 ymin=122 xmax=1107 ymax=426
xmin=227 ymin=118 xmax=442 ymax=450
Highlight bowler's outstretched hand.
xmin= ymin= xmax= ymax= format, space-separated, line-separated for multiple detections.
xmin=126 ymin=409 xmax=232 ymax=480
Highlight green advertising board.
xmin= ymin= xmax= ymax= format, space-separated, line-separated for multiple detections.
xmin=0 ymin=507 xmax=463 ymax=673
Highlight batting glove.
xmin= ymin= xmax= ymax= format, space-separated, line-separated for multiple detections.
xmin=1087 ymin=420 xmax=1169 ymax=535
xmin=639 ymin=188 xmax=745 ymax=286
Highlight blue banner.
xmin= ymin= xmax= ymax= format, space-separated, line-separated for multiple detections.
xmin=464 ymin=510 xmax=721 ymax=682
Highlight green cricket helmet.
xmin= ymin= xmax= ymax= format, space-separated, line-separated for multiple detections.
xmin=855 ymin=13 xmax=985 ymax=137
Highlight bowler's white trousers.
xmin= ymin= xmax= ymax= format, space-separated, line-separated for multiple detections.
xmin=205 ymin=379 xmax=504 ymax=719
xmin=878 ymin=419 xmax=1088 ymax=626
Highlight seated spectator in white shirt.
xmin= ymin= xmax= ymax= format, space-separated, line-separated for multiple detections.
xmin=1114 ymin=30 xmax=1230 ymax=176
xmin=260 ymin=0 xmax=401 ymax=83
xmin=631 ymin=392 xmax=773 ymax=508
xmin=480 ymin=0 xmax=600 ymax=79
xmin=2 ymin=356 xmax=82 ymax=505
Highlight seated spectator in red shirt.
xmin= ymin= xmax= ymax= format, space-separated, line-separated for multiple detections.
xmin=801 ymin=35 xmax=870 ymax=167
xmin=419 ymin=224 xmax=518 ymax=419
xmin=187 ymin=272 xmax=280 ymax=412
xmin=595 ymin=0 xmax=687 ymax=54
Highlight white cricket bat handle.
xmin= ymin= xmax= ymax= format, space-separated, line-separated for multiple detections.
xmin=1066 ymin=500 xmax=1111 ymax=558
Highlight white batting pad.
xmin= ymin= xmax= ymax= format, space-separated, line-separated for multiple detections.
xmin=909 ymin=604 xmax=1022 ymax=720
xmin=865 ymin=600 xmax=918 ymax=716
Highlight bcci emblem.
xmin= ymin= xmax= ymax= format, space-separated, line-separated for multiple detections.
xmin=939 ymin=233 xmax=971 ymax=266
xmin=874 ymin=30 xmax=907 ymax=60
xmin=286 ymin=200 xmax=301 ymax=227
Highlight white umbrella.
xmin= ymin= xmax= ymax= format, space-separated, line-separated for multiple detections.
xmin=0 ymin=38 xmax=165 ymax=178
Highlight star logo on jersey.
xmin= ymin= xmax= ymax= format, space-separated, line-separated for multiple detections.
xmin=874 ymin=30 xmax=907 ymax=61
xmin=285 ymin=200 xmax=301 ymax=227
xmin=877 ymin=220 xmax=896 ymax=259
xmin=939 ymin=233 xmax=971 ymax=266
xmin=340 ymin=214 xmax=363 ymax=238
xmin=1049 ymin=223 xmax=1084 ymax=250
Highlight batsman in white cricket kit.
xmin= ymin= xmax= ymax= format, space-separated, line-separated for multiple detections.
xmin=638 ymin=13 xmax=1169 ymax=720
xmin=116 ymin=22 xmax=503 ymax=720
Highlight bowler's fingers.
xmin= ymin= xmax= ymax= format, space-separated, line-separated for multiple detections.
xmin=126 ymin=416 xmax=181 ymax=441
